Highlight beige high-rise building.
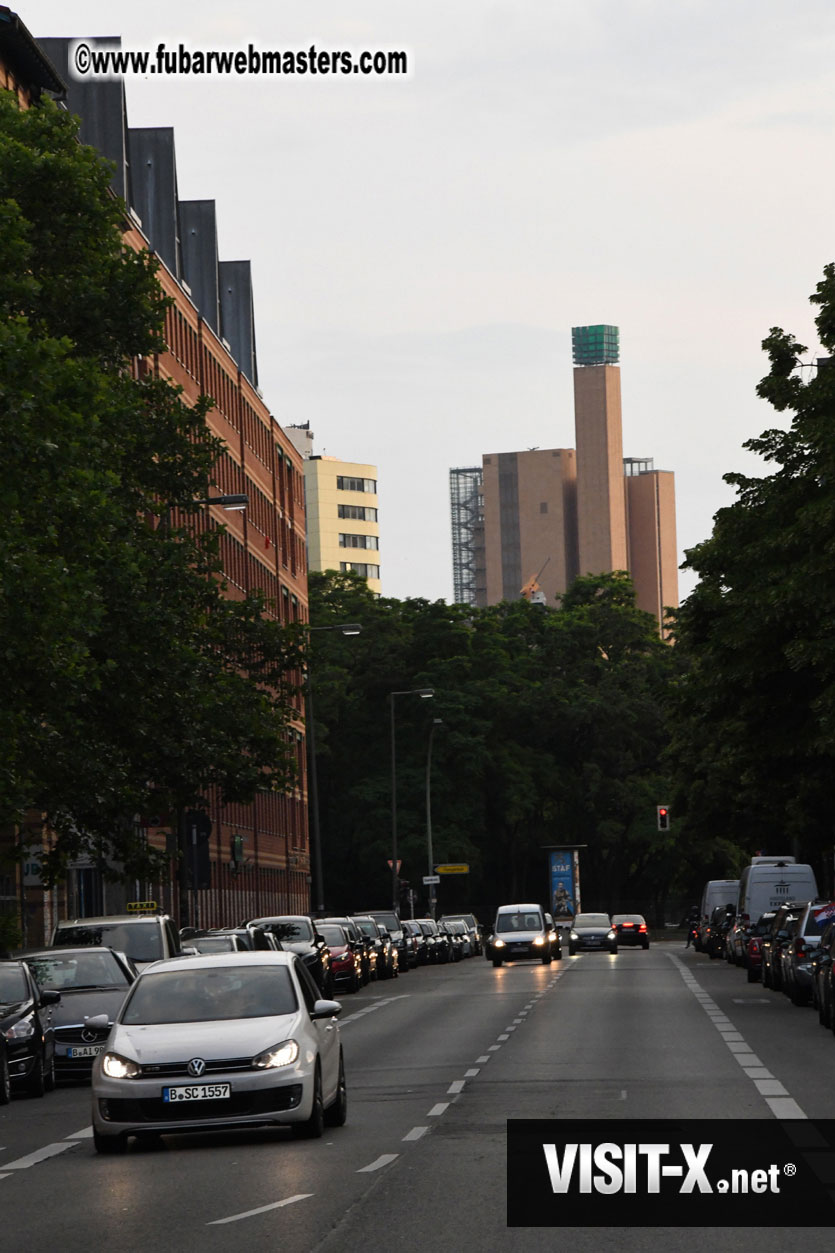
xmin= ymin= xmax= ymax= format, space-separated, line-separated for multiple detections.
xmin=481 ymin=449 xmax=578 ymax=608
xmin=451 ymin=325 xmax=678 ymax=633
xmin=286 ymin=425 xmax=381 ymax=595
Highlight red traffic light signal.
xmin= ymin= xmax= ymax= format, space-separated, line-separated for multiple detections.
xmin=656 ymin=805 xmax=670 ymax=832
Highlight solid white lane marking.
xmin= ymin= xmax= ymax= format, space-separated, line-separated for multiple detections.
xmin=357 ymin=1154 xmax=398 ymax=1173
xmin=3 ymin=1143 xmax=80 ymax=1169
xmin=65 ymin=1126 xmax=93 ymax=1140
xmin=402 ymin=1126 xmax=428 ymax=1141
xmin=208 ymin=1195 xmax=313 ymax=1225
xmin=464 ymin=1068 xmax=480 ymax=1078
xmin=427 ymin=1103 xmax=449 ymax=1116
xmin=0 ymin=1174 xmax=11 ymax=1181
xmin=447 ymin=1080 xmax=465 ymax=1095
xmin=766 ymin=1097 xmax=806 ymax=1119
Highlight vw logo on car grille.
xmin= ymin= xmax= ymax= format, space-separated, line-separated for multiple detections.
xmin=81 ymin=1028 xmax=99 ymax=1044
xmin=187 ymin=1058 xmax=206 ymax=1078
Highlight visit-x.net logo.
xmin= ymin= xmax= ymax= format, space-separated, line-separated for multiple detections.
xmin=507 ymin=1119 xmax=835 ymax=1226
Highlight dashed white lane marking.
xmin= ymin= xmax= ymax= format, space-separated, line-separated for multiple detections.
xmin=497 ymin=1034 xmax=510 ymax=1041
xmin=464 ymin=1068 xmax=480 ymax=1078
xmin=668 ymin=954 xmax=807 ymax=1119
xmin=488 ymin=1044 xmax=501 ymax=1051
xmin=66 ymin=1126 xmax=93 ymax=1139
xmin=476 ymin=1055 xmax=490 ymax=1064
xmin=428 ymin=1103 xmax=449 ymax=1117
xmin=357 ymin=1154 xmax=399 ymax=1173
xmin=402 ymin=1126 xmax=428 ymax=1141
xmin=2 ymin=1143 xmax=80 ymax=1169
xmin=447 ymin=1080 xmax=466 ymax=1095
xmin=207 ymin=1194 xmax=313 ymax=1225
xmin=339 ymin=994 xmax=410 ymax=1026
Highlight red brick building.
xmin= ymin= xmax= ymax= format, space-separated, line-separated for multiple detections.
xmin=1 ymin=13 xmax=312 ymax=938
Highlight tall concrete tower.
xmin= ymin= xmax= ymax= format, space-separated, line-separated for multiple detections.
xmin=572 ymin=325 xmax=629 ymax=577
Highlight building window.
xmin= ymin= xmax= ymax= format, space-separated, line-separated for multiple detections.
xmin=337 ymin=504 xmax=378 ymax=521
xmin=339 ymin=533 xmax=379 ymax=550
xmin=336 ymin=476 xmax=376 ymax=493
xmin=339 ymin=562 xmax=380 ymax=579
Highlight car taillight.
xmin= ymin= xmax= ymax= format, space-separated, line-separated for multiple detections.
xmin=749 ymin=939 xmax=761 ymax=954
xmin=638 ymin=924 xmax=647 ymax=932
xmin=622 ymin=923 xmax=634 ymax=929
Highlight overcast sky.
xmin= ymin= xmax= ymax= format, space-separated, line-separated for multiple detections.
xmin=32 ymin=1 xmax=835 ymax=604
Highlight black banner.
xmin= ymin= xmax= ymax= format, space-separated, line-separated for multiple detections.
xmin=507 ymin=1119 xmax=835 ymax=1227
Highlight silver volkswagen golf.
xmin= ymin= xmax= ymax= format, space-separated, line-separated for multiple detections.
xmin=90 ymin=951 xmax=345 ymax=1153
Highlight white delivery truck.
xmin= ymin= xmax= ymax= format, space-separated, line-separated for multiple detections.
xmin=736 ymin=859 xmax=818 ymax=922
xmin=700 ymin=879 xmax=740 ymax=920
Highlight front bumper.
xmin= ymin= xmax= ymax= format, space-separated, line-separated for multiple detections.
xmin=92 ymin=1065 xmax=313 ymax=1139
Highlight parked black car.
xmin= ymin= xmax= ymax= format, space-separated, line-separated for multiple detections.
xmin=761 ymin=902 xmax=805 ymax=992
xmin=781 ymin=901 xmax=835 ymax=1007
xmin=813 ymin=918 xmax=835 ymax=1029
xmin=246 ymin=916 xmax=334 ymax=995
xmin=402 ymin=919 xmax=429 ymax=966
xmin=358 ymin=910 xmax=410 ymax=975
xmin=0 ymin=959 xmax=60 ymax=1096
xmin=352 ymin=915 xmax=398 ymax=979
xmin=20 ymin=947 xmax=137 ymax=1079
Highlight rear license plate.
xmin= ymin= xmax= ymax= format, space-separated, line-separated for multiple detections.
xmin=67 ymin=1045 xmax=104 ymax=1059
xmin=163 ymin=1083 xmax=231 ymax=1103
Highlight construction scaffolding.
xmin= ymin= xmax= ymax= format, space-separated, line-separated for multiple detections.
xmin=450 ymin=466 xmax=486 ymax=606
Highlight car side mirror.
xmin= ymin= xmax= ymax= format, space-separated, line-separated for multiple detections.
xmin=84 ymin=1013 xmax=111 ymax=1030
xmin=311 ymin=999 xmax=342 ymax=1020
xmin=39 ymin=989 xmax=61 ymax=1006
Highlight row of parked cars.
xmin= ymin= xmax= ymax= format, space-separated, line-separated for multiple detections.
xmin=0 ymin=908 xmax=484 ymax=1106
xmin=690 ymin=895 xmax=835 ymax=1034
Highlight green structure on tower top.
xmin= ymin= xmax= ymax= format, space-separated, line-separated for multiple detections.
xmin=571 ymin=324 xmax=620 ymax=366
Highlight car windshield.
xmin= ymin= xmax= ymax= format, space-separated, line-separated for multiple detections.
xmin=25 ymin=951 xmax=130 ymax=989
xmin=267 ymin=921 xmax=313 ymax=943
xmin=54 ymin=922 xmax=163 ymax=963
xmin=316 ymin=925 xmax=347 ymax=947
xmin=497 ymin=912 xmax=542 ymax=932
xmin=122 ymin=965 xmax=298 ymax=1024
xmin=353 ymin=920 xmax=378 ymax=938
xmin=0 ymin=966 xmax=27 ymax=1003
xmin=369 ymin=913 xmax=399 ymax=932
xmin=574 ymin=914 xmax=611 ymax=928
xmin=192 ymin=936 xmax=236 ymax=953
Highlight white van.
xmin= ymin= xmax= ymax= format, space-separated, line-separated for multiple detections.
xmin=736 ymin=860 xmax=818 ymax=922
xmin=700 ymin=880 xmax=739 ymax=920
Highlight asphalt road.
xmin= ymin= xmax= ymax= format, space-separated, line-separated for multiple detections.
xmin=2 ymin=942 xmax=834 ymax=1250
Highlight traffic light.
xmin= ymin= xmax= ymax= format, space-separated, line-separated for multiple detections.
xmin=656 ymin=805 xmax=670 ymax=832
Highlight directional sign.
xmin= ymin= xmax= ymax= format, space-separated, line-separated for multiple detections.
xmin=435 ymin=864 xmax=469 ymax=875
xmin=423 ymin=875 xmax=441 ymax=885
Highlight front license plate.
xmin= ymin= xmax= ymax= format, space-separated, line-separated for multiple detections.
xmin=162 ymin=1083 xmax=231 ymax=1103
xmin=67 ymin=1045 xmax=104 ymax=1059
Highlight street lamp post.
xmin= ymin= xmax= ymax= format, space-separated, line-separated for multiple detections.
xmin=390 ymin=688 xmax=435 ymax=913
xmin=306 ymin=624 xmax=362 ymax=915
xmin=426 ymin=718 xmax=443 ymax=919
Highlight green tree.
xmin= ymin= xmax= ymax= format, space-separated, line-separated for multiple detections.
xmin=307 ymin=569 xmax=677 ymax=919
xmin=671 ymin=263 xmax=835 ymax=895
xmin=0 ymin=94 xmax=299 ymax=882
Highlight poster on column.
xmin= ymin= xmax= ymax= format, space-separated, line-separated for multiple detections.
xmin=548 ymin=850 xmax=580 ymax=922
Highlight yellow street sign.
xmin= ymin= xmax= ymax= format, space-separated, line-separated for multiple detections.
xmin=435 ymin=864 xmax=469 ymax=875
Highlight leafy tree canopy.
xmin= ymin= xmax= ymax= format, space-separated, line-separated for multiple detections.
xmin=0 ymin=95 xmax=300 ymax=883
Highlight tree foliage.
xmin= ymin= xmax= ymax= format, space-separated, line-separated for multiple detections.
xmin=0 ymin=94 xmax=300 ymax=882
xmin=307 ymin=569 xmax=677 ymax=920
xmin=670 ymin=263 xmax=835 ymax=894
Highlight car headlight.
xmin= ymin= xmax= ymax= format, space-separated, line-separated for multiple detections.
xmin=493 ymin=938 xmax=505 ymax=948
xmin=608 ymin=931 xmax=616 ymax=940
xmin=533 ymin=936 xmax=545 ymax=946
xmin=102 ymin=1052 xmax=140 ymax=1079
xmin=570 ymin=932 xmax=578 ymax=941
xmin=253 ymin=1039 xmax=300 ymax=1069
xmin=2 ymin=1014 xmax=35 ymax=1040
